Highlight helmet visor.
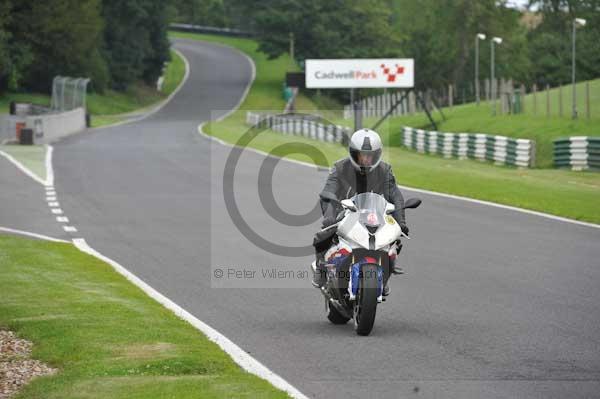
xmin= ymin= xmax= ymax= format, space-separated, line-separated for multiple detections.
xmin=350 ymin=148 xmax=382 ymax=168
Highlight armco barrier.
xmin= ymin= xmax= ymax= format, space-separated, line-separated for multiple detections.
xmin=0 ymin=115 xmax=20 ymax=143
xmin=402 ymin=127 xmax=535 ymax=168
xmin=246 ymin=112 xmax=351 ymax=145
xmin=554 ymin=137 xmax=600 ymax=171
xmin=26 ymin=107 xmax=86 ymax=144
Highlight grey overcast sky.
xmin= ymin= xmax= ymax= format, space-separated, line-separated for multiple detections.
xmin=506 ymin=0 xmax=532 ymax=10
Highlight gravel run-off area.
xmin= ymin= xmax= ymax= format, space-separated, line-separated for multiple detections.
xmin=0 ymin=330 xmax=57 ymax=399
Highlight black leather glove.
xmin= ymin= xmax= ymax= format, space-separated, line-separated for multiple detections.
xmin=400 ymin=223 xmax=409 ymax=235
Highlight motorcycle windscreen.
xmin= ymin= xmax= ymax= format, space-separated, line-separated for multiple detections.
xmin=353 ymin=192 xmax=387 ymax=227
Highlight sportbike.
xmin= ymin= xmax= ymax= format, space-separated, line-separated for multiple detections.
xmin=311 ymin=192 xmax=421 ymax=335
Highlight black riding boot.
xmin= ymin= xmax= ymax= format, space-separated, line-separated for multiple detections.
xmin=312 ymin=253 xmax=327 ymax=288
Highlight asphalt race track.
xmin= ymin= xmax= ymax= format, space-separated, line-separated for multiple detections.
xmin=5 ymin=38 xmax=600 ymax=398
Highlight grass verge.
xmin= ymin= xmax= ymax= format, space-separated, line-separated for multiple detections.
xmin=0 ymin=144 xmax=46 ymax=181
xmin=0 ymin=234 xmax=288 ymax=398
xmin=331 ymin=79 xmax=600 ymax=168
xmin=178 ymin=31 xmax=600 ymax=224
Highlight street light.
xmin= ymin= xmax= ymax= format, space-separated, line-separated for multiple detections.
xmin=475 ymin=33 xmax=486 ymax=105
xmin=491 ymin=37 xmax=502 ymax=115
xmin=572 ymin=18 xmax=586 ymax=119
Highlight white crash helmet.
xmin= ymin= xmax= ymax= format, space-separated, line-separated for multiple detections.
xmin=348 ymin=128 xmax=383 ymax=174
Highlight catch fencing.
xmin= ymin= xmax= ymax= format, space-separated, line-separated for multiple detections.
xmin=554 ymin=137 xmax=600 ymax=170
xmin=402 ymin=127 xmax=536 ymax=168
xmin=1 ymin=76 xmax=89 ymax=144
xmin=51 ymin=76 xmax=90 ymax=111
xmin=246 ymin=112 xmax=350 ymax=144
xmin=344 ymin=79 xmax=594 ymax=119
xmin=343 ymin=91 xmax=417 ymax=119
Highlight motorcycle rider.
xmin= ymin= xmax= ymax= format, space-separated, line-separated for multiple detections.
xmin=313 ymin=128 xmax=409 ymax=294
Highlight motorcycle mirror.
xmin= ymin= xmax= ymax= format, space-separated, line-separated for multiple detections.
xmin=403 ymin=198 xmax=422 ymax=209
xmin=385 ymin=203 xmax=395 ymax=214
xmin=341 ymin=199 xmax=357 ymax=211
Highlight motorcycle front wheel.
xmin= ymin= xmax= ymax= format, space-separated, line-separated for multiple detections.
xmin=353 ymin=264 xmax=379 ymax=336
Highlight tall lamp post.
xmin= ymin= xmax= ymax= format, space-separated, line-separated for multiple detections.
xmin=572 ymin=18 xmax=586 ymax=119
xmin=475 ymin=33 xmax=486 ymax=105
xmin=491 ymin=37 xmax=502 ymax=115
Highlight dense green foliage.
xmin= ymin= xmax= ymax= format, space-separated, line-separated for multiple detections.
xmin=391 ymin=0 xmax=532 ymax=91
xmin=528 ymin=0 xmax=600 ymax=86
xmin=102 ymin=0 xmax=171 ymax=91
xmin=168 ymin=0 xmax=228 ymax=27
xmin=0 ymin=0 xmax=170 ymax=94
xmin=169 ymin=0 xmax=599 ymax=94
xmin=2 ymin=0 xmax=598 ymax=100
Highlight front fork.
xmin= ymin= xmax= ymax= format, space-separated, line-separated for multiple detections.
xmin=346 ymin=250 xmax=388 ymax=303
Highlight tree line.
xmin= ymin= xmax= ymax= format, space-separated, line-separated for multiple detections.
xmin=2 ymin=0 xmax=598 ymax=97
xmin=0 ymin=0 xmax=170 ymax=94
xmin=171 ymin=0 xmax=600 ymax=93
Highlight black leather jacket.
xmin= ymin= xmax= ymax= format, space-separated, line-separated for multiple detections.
xmin=319 ymin=157 xmax=406 ymax=227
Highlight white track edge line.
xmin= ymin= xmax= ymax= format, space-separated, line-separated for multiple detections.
xmin=45 ymin=145 xmax=54 ymax=186
xmin=215 ymin=45 xmax=255 ymax=122
xmin=88 ymin=47 xmax=191 ymax=131
xmin=0 ymin=226 xmax=70 ymax=243
xmin=172 ymin=37 xmax=256 ymax=124
xmin=196 ymin=124 xmax=600 ymax=230
xmin=51 ymin=45 xmax=307 ymax=398
xmin=72 ymin=238 xmax=308 ymax=399
xmin=0 ymin=148 xmax=46 ymax=186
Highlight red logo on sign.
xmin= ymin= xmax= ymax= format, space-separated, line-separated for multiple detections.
xmin=380 ymin=64 xmax=405 ymax=82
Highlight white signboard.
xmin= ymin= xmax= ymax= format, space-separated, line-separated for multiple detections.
xmin=305 ymin=59 xmax=414 ymax=89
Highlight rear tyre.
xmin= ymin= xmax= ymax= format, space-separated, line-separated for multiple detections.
xmin=326 ymin=299 xmax=351 ymax=324
xmin=354 ymin=264 xmax=379 ymax=336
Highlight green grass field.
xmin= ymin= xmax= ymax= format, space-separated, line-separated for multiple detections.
xmin=179 ymin=31 xmax=600 ymax=224
xmin=333 ymin=79 xmax=600 ymax=168
xmin=0 ymin=235 xmax=288 ymax=398
xmin=0 ymin=49 xmax=186 ymax=128
xmin=0 ymin=144 xmax=46 ymax=181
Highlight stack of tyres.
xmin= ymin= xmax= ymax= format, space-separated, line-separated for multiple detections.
xmin=554 ymin=137 xmax=600 ymax=171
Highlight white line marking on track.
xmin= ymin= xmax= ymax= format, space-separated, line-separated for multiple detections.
xmin=0 ymin=226 xmax=69 ymax=243
xmin=45 ymin=145 xmax=54 ymax=186
xmin=72 ymin=238 xmax=308 ymax=399
xmin=56 ymin=216 xmax=69 ymax=223
xmin=48 ymin=201 xmax=59 ymax=207
xmin=45 ymin=186 xmax=54 ymax=191
xmin=197 ymin=124 xmax=600 ymax=230
xmin=46 ymin=196 xmax=57 ymax=201
xmin=38 ymin=48 xmax=308 ymax=399
xmin=46 ymin=191 xmax=56 ymax=196
xmin=50 ymin=208 xmax=63 ymax=215
xmin=63 ymin=226 xmax=77 ymax=233
xmin=88 ymin=48 xmax=190 ymax=131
